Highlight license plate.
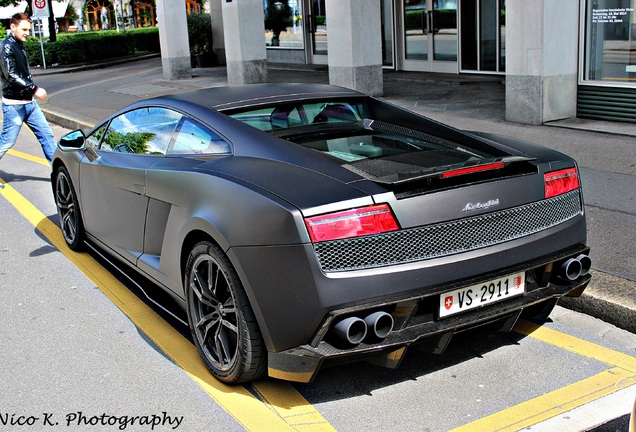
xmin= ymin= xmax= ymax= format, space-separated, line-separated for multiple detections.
xmin=439 ymin=273 xmax=525 ymax=318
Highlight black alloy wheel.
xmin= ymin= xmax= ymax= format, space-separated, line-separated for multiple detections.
xmin=185 ymin=241 xmax=266 ymax=384
xmin=54 ymin=166 xmax=84 ymax=251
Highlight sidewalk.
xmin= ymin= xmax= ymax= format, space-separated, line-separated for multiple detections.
xmin=32 ymin=57 xmax=636 ymax=334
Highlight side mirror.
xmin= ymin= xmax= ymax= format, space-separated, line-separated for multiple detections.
xmin=58 ymin=130 xmax=86 ymax=150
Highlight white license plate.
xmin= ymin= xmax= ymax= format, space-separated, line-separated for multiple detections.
xmin=439 ymin=273 xmax=525 ymax=318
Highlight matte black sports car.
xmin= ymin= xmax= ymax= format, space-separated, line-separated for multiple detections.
xmin=51 ymin=84 xmax=591 ymax=384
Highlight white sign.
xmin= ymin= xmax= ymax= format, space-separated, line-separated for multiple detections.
xmin=32 ymin=0 xmax=50 ymax=18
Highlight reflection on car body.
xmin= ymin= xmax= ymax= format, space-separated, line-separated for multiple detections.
xmin=51 ymin=84 xmax=591 ymax=384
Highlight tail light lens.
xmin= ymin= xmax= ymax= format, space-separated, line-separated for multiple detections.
xmin=304 ymin=204 xmax=399 ymax=243
xmin=544 ymin=167 xmax=580 ymax=198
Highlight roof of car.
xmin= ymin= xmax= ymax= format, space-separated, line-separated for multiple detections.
xmin=163 ymin=83 xmax=365 ymax=112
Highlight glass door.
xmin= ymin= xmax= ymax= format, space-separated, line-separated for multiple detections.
xmin=401 ymin=0 xmax=458 ymax=72
xmin=307 ymin=0 xmax=328 ymax=64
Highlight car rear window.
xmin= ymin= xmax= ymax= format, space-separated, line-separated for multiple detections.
xmin=229 ymin=100 xmax=524 ymax=186
xmin=229 ymin=101 xmax=366 ymax=131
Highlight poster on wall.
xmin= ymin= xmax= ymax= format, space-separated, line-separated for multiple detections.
xmin=587 ymin=0 xmax=635 ymax=80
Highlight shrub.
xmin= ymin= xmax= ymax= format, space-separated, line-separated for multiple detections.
xmin=23 ymin=27 xmax=160 ymax=67
xmin=187 ymin=13 xmax=212 ymax=54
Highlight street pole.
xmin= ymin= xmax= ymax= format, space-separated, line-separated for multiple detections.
xmin=37 ymin=18 xmax=46 ymax=69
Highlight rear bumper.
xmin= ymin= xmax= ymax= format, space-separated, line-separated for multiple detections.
xmin=267 ymin=246 xmax=591 ymax=383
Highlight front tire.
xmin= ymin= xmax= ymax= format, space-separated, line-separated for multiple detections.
xmin=184 ymin=241 xmax=266 ymax=384
xmin=54 ymin=166 xmax=85 ymax=251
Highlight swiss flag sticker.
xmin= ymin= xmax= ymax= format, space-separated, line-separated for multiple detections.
xmin=444 ymin=296 xmax=453 ymax=310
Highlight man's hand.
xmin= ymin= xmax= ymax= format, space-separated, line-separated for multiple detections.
xmin=34 ymin=87 xmax=47 ymax=100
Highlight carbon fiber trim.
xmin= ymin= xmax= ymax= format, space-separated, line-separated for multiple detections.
xmin=314 ymin=190 xmax=582 ymax=272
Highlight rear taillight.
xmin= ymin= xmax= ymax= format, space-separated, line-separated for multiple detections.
xmin=544 ymin=167 xmax=580 ymax=198
xmin=304 ymin=204 xmax=399 ymax=243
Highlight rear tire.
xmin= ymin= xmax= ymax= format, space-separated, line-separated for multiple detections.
xmin=54 ymin=166 xmax=85 ymax=251
xmin=184 ymin=241 xmax=267 ymax=384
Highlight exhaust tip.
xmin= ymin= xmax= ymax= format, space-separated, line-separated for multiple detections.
xmin=333 ymin=317 xmax=367 ymax=345
xmin=576 ymin=254 xmax=592 ymax=276
xmin=560 ymin=257 xmax=582 ymax=281
xmin=364 ymin=311 xmax=394 ymax=340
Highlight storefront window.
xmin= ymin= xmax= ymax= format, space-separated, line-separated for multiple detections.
xmin=264 ymin=0 xmax=304 ymax=49
xmin=584 ymin=0 xmax=636 ymax=82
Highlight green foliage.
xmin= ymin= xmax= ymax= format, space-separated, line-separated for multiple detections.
xmin=103 ymin=131 xmax=155 ymax=154
xmin=187 ymin=12 xmax=212 ymax=54
xmin=0 ymin=25 xmax=6 ymax=40
xmin=23 ymin=28 xmax=160 ymax=67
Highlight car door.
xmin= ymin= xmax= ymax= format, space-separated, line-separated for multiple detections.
xmin=79 ymin=107 xmax=181 ymax=263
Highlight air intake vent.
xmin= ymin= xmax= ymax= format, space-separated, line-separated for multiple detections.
xmin=578 ymin=85 xmax=636 ymax=123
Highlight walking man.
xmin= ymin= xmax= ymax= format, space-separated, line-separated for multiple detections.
xmin=0 ymin=13 xmax=56 ymax=190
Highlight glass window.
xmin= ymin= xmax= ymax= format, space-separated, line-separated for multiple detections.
xmin=86 ymin=124 xmax=107 ymax=148
xmin=264 ymin=0 xmax=304 ymax=48
xmin=99 ymin=107 xmax=181 ymax=155
xmin=169 ymin=119 xmax=231 ymax=155
xmin=584 ymin=0 xmax=636 ymax=83
xmin=228 ymin=101 xmax=367 ymax=131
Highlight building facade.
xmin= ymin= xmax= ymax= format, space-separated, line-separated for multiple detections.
xmin=3 ymin=0 xmax=632 ymax=124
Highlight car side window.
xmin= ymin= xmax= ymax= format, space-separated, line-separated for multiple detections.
xmin=99 ymin=107 xmax=181 ymax=155
xmin=86 ymin=124 xmax=107 ymax=148
xmin=169 ymin=118 xmax=231 ymax=155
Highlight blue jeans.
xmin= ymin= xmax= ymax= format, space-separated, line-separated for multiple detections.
xmin=0 ymin=101 xmax=56 ymax=163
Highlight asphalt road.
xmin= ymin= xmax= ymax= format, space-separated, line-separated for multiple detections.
xmin=0 ymin=94 xmax=635 ymax=431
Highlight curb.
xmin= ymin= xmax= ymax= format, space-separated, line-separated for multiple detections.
xmin=559 ymin=270 xmax=636 ymax=334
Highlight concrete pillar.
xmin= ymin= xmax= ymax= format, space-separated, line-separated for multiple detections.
xmin=210 ymin=0 xmax=226 ymax=66
xmin=325 ymin=0 xmax=383 ymax=96
xmin=505 ymin=0 xmax=579 ymax=124
xmin=156 ymin=0 xmax=191 ymax=80
xmin=222 ymin=0 xmax=267 ymax=84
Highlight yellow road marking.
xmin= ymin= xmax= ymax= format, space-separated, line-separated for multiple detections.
xmin=253 ymin=381 xmax=337 ymax=431
xmin=516 ymin=319 xmax=636 ymax=373
xmin=7 ymin=149 xmax=51 ymax=166
xmin=1 ymin=175 xmax=333 ymax=432
xmin=449 ymin=319 xmax=636 ymax=431
xmin=450 ymin=368 xmax=635 ymax=432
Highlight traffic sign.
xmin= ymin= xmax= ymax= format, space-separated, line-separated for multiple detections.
xmin=32 ymin=0 xmax=50 ymax=18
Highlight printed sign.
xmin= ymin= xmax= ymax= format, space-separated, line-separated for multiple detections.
xmin=32 ymin=0 xmax=50 ymax=18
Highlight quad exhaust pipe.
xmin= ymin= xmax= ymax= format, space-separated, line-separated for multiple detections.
xmin=558 ymin=254 xmax=592 ymax=281
xmin=332 ymin=311 xmax=394 ymax=346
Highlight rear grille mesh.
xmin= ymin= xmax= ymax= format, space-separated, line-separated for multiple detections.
xmin=314 ymin=190 xmax=582 ymax=272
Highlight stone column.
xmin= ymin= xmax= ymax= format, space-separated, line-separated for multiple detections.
xmin=506 ymin=0 xmax=579 ymax=124
xmin=222 ymin=0 xmax=267 ymax=84
xmin=210 ymin=0 xmax=226 ymax=66
xmin=325 ymin=0 xmax=383 ymax=96
xmin=156 ymin=0 xmax=191 ymax=80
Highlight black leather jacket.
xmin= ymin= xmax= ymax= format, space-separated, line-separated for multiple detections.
xmin=0 ymin=33 xmax=37 ymax=101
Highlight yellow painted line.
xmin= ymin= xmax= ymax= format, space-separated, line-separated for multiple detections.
xmin=253 ymin=381 xmax=337 ymax=431
xmin=516 ymin=319 xmax=636 ymax=373
xmin=450 ymin=319 xmax=636 ymax=431
xmin=450 ymin=368 xmax=635 ymax=432
xmin=7 ymin=148 xmax=51 ymax=166
xmin=0 ymin=177 xmax=334 ymax=432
